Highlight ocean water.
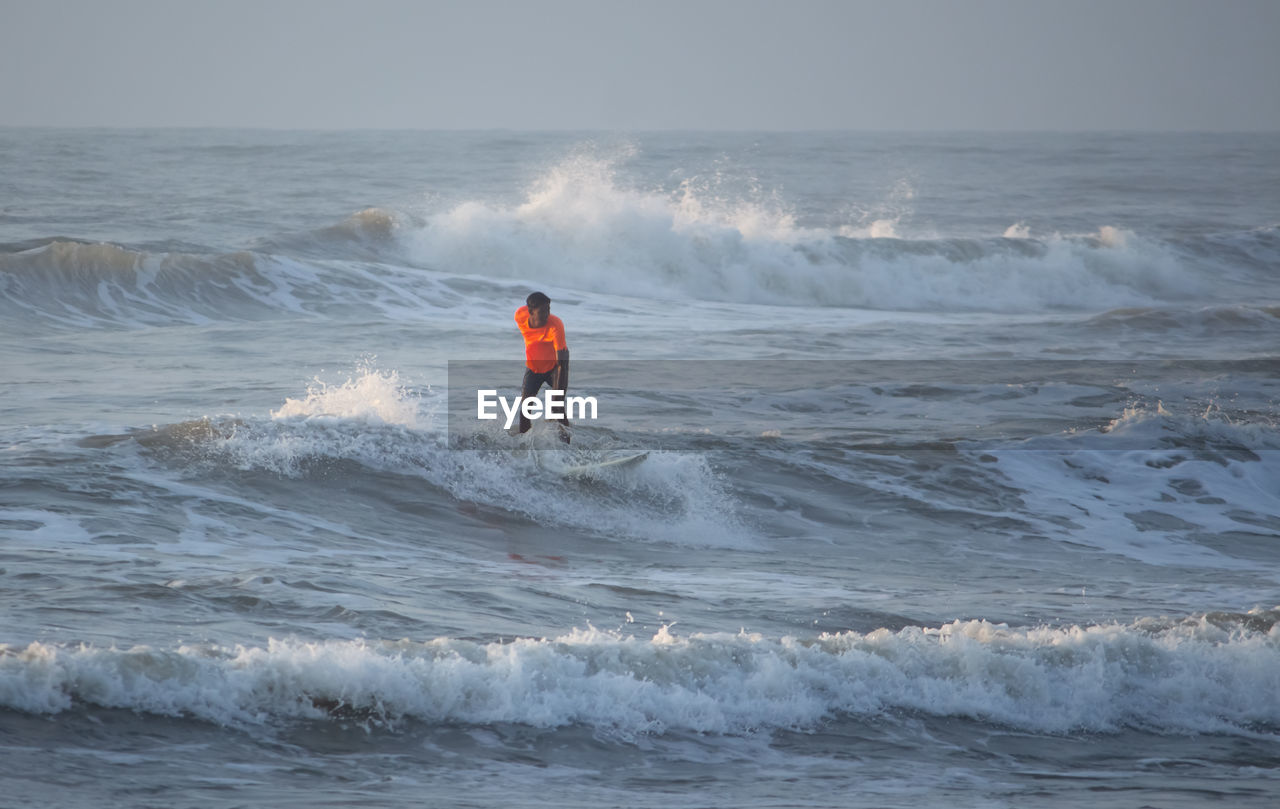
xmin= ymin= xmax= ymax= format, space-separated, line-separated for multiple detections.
xmin=1 ymin=128 xmax=1279 ymax=808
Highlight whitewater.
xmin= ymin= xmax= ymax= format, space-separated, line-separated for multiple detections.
xmin=1 ymin=129 xmax=1278 ymax=808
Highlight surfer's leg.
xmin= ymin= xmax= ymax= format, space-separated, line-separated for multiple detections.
xmin=518 ymin=369 xmax=538 ymax=433
xmin=517 ymin=369 xmax=553 ymax=433
xmin=552 ymin=361 xmax=570 ymax=426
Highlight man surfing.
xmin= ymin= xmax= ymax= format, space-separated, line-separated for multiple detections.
xmin=513 ymin=291 xmax=571 ymax=442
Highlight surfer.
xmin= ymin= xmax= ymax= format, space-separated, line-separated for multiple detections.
xmin=513 ymin=291 xmax=570 ymax=442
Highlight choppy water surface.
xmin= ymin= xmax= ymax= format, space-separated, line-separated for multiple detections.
xmin=2 ymin=129 xmax=1279 ymax=807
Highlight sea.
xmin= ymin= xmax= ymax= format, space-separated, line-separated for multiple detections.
xmin=1 ymin=128 xmax=1278 ymax=808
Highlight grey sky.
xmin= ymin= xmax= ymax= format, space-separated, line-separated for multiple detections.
xmin=2 ymin=0 xmax=1277 ymax=130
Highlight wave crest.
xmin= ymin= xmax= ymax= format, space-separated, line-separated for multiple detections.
xmin=400 ymin=156 xmax=1268 ymax=311
xmin=4 ymin=611 xmax=1278 ymax=736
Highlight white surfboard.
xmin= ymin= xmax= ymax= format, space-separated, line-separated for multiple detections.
xmin=552 ymin=452 xmax=650 ymax=478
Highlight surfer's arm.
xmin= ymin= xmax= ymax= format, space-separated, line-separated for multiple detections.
xmin=550 ymin=317 xmax=568 ymax=392
xmin=553 ymin=348 xmax=569 ymax=395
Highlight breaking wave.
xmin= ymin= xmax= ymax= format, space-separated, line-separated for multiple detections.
xmin=3 ymin=154 xmax=1276 ymax=327
xmin=128 ymin=367 xmax=748 ymax=549
xmin=4 ymin=611 xmax=1278 ymax=737
xmin=399 ymin=155 xmax=1277 ymax=311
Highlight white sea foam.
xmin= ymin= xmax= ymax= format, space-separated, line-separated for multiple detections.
xmin=271 ymin=364 xmax=423 ymax=428
xmin=987 ymin=405 xmax=1280 ymax=568
xmin=3 ymin=209 xmax=1272 ymax=329
xmin=396 ymin=154 xmax=1232 ymax=312
xmin=201 ymin=367 xmax=747 ymax=547
xmin=3 ymin=614 xmax=1277 ymax=736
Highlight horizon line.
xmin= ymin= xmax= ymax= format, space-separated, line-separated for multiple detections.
xmin=2 ymin=124 xmax=1279 ymax=136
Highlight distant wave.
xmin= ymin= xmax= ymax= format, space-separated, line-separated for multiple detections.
xmin=0 ymin=233 xmax=459 ymax=328
xmin=0 ymin=240 xmax=288 ymax=327
xmin=4 ymin=611 xmax=1279 ymax=736
xmin=1083 ymin=304 xmax=1280 ymax=334
xmin=249 ymin=207 xmax=403 ymax=260
xmin=3 ymin=154 xmax=1278 ymax=326
xmin=398 ymin=155 xmax=1280 ymax=311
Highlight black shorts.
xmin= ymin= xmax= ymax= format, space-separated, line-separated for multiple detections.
xmin=520 ymin=367 xmax=557 ymax=400
xmin=517 ymin=366 xmax=564 ymax=434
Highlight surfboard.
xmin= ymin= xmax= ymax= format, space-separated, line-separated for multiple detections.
xmin=552 ymin=452 xmax=649 ymax=478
